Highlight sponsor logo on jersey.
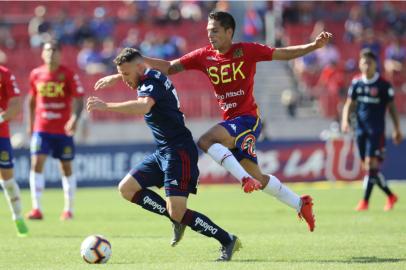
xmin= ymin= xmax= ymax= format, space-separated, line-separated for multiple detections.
xmin=229 ymin=124 xmax=237 ymax=132
xmin=139 ymin=84 xmax=154 ymax=92
xmin=207 ymin=61 xmax=245 ymax=84
xmin=37 ymin=82 xmax=65 ymax=97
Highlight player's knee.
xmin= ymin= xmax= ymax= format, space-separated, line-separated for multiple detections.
xmin=118 ymin=180 xmax=134 ymax=201
xmin=197 ymin=135 xmax=211 ymax=152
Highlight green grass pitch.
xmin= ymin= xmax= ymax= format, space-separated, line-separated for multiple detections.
xmin=0 ymin=183 xmax=405 ymax=270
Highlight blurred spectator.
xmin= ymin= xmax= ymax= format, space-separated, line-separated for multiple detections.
xmin=28 ymin=5 xmax=52 ymax=48
xmin=281 ymin=89 xmax=298 ymax=118
xmin=154 ymin=1 xmax=181 ymax=24
xmin=316 ymin=42 xmax=340 ymax=68
xmin=77 ymin=38 xmax=105 ymax=75
xmin=382 ymin=3 xmax=406 ymax=37
xmin=90 ymin=7 xmax=114 ymax=42
xmin=180 ymin=1 xmax=202 ymax=21
xmin=53 ymin=10 xmax=75 ymax=45
xmin=0 ymin=23 xmax=15 ymax=49
xmin=361 ymin=28 xmax=382 ymax=69
xmin=384 ymin=37 xmax=406 ymax=83
xmin=344 ymin=6 xmax=371 ymax=43
xmin=120 ymin=28 xmax=140 ymax=49
xmin=117 ymin=1 xmax=142 ymax=23
xmin=243 ymin=7 xmax=264 ymax=42
xmin=100 ymin=38 xmax=118 ymax=74
xmin=72 ymin=15 xmax=95 ymax=45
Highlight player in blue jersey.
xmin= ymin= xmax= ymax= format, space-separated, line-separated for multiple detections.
xmin=87 ymin=48 xmax=241 ymax=261
xmin=341 ymin=49 xmax=403 ymax=211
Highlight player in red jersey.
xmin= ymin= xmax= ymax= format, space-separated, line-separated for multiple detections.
xmin=95 ymin=11 xmax=332 ymax=232
xmin=0 ymin=65 xmax=28 ymax=236
xmin=26 ymin=41 xmax=84 ymax=221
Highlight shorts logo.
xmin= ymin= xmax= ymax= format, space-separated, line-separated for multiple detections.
xmin=0 ymin=151 xmax=10 ymax=161
xmin=170 ymin=179 xmax=178 ymax=186
xmin=241 ymin=134 xmax=257 ymax=157
xmin=64 ymin=146 xmax=72 ymax=155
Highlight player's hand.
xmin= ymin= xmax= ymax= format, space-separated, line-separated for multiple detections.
xmin=65 ymin=117 xmax=78 ymax=136
xmin=341 ymin=120 xmax=351 ymax=133
xmin=392 ymin=129 xmax=403 ymax=145
xmin=94 ymin=74 xmax=122 ymax=90
xmin=87 ymin=96 xmax=108 ymax=112
xmin=314 ymin=31 xmax=333 ymax=49
xmin=242 ymin=177 xmax=262 ymax=193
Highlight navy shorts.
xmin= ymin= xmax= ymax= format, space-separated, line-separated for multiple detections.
xmin=30 ymin=132 xmax=75 ymax=161
xmin=130 ymin=140 xmax=199 ymax=197
xmin=0 ymin=137 xmax=13 ymax=169
xmin=356 ymin=131 xmax=385 ymax=161
xmin=220 ymin=115 xmax=262 ymax=164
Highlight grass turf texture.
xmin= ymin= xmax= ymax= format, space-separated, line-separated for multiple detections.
xmin=0 ymin=183 xmax=405 ymax=270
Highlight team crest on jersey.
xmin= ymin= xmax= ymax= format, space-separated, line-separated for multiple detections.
xmin=0 ymin=151 xmax=9 ymax=161
xmin=58 ymin=73 xmax=65 ymax=81
xmin=233 ymin=48 xmax=243 ymax=58
xmin=370 ymin=87 xmax=378 ymax=97
xmin=241 ymin=134 xmax=257 ymax=157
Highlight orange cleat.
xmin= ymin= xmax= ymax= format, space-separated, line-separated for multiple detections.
xmin=241 ymin=177 xmax=262 ymax=193
xmin=27 ymin=209 xmax=43 ymax=220
xmin=384 ymin=194 xmax=398 ymax=211
xmin=355 ymin=200 xmax=369 ymax=211
xmin=60 ymin=211 xmax=73 ymax=221
xmin=298 ymin=195 xmax=315 ymax=232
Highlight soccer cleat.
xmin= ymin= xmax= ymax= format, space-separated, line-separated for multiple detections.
xmin=217 ymin=235 xmax=242 ymax=262
xmin=355 ymin=200 xmax=369 ymax=211
xmin=60 ymin=211 xmax=73 ymax=221
xmin=298 ymin=195 xmax=315 ymax=232
xmin=170 ymin=221 xmax=186 ymax=247
xmin=27 ymin=209 xmax=43 ymax=220
xmin=15 ymin=218 xmax=29 ymax=237
xmin=241 ymin=177 xmax=262 ymax=193
xmin=384 ymin=194 xmax=398 ymax=211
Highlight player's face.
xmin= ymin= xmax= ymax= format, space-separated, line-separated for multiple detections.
xmin=359 ymin=56 xmax=376 ymax=77
xmin=41 ymin=43 xmax=61 ymax=66
xmin=117 ymin=62 xmax=138 ymax=89
xmin=207 ymin=19 xmax=233 ymax=51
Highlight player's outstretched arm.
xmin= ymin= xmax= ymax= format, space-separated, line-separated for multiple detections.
xmin=87 ymin=96 xmax=155 ymax=115
xmin=272 ymin=31 xmax=333 ymax=61
xmin=65 ymin=97 xmax=84 ymax=136
xmin=341 ymin=98 xmax=355 ymax=133
xmin=388 ymin=101 xmax=403 ymax=145
xmin=143 ymin=57 xmax=184 ymax=75
xmin=94 ymin=74 xmax=122 ymax=90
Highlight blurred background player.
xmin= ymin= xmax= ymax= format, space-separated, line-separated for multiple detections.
xmin=341 ymin=49 xmax=403 ymax=211
xmin=0 ymin=65 xmax=28 ymax=236
xmin=26 ymin=40 xmax=84 ymax=220
xmin=89 ymin=48 xmax=241 ymax=261
xmin=95 ymin=10 xmax=333 ymax=232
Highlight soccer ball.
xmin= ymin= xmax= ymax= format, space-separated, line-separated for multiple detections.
xmin=80 ymin=235 xmax=112 ymax=264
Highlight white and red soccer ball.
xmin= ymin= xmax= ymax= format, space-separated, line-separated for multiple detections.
xmin=80 ymin=235 xmax=112 ymax=264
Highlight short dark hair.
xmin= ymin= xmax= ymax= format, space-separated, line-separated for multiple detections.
xmin=43 ymin=40 xmax=61 ymax=51
xmin=113 ymin=48 xmax=142 ymax=65
xmin=360 ymin=48 xmax=377 ymax=63
xmin=208 ymin=11 xmax=236 ymax=37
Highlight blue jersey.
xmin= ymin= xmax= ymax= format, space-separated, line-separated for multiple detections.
xmin=348 ymin=73 xmax=394 ymax=133
xmin=137 ymin=69 xmax=193 ymax=148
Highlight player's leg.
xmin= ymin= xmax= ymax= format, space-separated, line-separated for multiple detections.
xmin=167 ymin=196 xmax=241 ymax=261
xmin=53 ymin=134 xmax=76 ymax=220
xmin=240 ymin=158 xmax=315 ymax=232
xmin=355 ymin=133 xmax=371 ymax=211
xmin=27 ymin=132 xmax=49 ymax=219
xmin=119 ymin=153 xmax=171 ymax=219
xmin=197 ymin=119 xmax=261 ymax=192
xmin=0 ymin=139 xmax=28 ymax=236
xmin=59 ymin=160 xmax=75 ymax=220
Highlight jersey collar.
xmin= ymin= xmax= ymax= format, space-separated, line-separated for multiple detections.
xmin=361 ymin=72 xmax=379 ymax=84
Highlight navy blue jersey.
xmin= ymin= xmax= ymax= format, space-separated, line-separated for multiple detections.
xmin=137 ymin=69 xmax=193 ymax=148
xmin=348 ymin=73 xmax=394 ymax=133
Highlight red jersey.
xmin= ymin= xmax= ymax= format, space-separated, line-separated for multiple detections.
xmin=179 ymin=42 xmax=274 ymax=120
xmin=0 ymin=66 xmax=21 ymax=138
xmin=29 ymin=65 xmax=84 ymax=135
